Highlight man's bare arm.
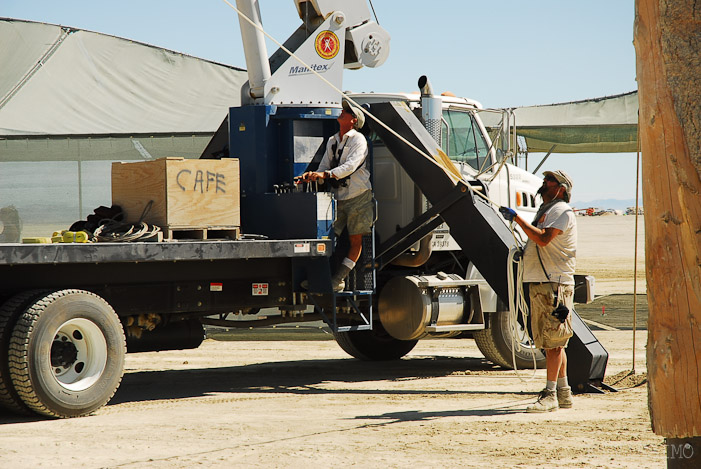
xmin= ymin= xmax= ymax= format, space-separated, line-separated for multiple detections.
xmin=513 ymin=215 xmax=562 ymax=246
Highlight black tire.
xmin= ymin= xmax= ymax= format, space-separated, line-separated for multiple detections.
xmin=8 ymin=290 xmax=126 ymax=418
xmin=0 ymin=290 xmax=49 ymax=415
xmin=473 ymin=309 xmax=546 ymax=369
xmin=333 ymin=323 xmax=418 ymax=360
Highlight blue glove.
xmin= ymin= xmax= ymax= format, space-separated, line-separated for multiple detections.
xmin=499 ymin=206 xmax=517 ymax=222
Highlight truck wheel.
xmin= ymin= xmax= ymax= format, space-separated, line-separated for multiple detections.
xmin=473 ymin=309 xmax=546 ymax=369
xmin=8 ymin=290 xmax=126 ymax=418
xmin=0 ymin=290 xmax=49 ymax=415
xmin=333 ymin=323 xmax=418 ymax=360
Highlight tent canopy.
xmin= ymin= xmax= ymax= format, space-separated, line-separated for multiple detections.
xmin=0 ymin=18 xmax=247 ymax=137
xmin=512 ymin=91 xmax=638 ymax=153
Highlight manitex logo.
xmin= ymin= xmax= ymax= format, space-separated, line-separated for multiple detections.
xmin=315 ymin=30 xmax=339 ymax=59
xmin=289 ymin=63 xmax=334 ymax=76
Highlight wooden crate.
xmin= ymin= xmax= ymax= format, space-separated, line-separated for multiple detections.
xmin=112 ymin=158 xmax=240 ymax=234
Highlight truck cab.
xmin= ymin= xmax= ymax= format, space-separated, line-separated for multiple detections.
xmin=351 ymin=91 xmax=542 ymax=251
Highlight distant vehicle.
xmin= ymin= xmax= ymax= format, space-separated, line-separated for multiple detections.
xmin=573 ymin=207 xmax=596 ymax=216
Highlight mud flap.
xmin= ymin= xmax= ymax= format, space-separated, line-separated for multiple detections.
xmin=567 ymin=309 xmax=612 ymax=393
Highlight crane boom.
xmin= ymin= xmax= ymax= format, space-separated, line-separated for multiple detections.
xmin=236 ymin=0 xmax=390 ymax=106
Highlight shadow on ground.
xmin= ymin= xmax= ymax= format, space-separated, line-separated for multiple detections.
xmin=106 ymin=354 xmax=521 ymax=407
xmin=575 ymin=294 xmax=648 ymax=330
xmin=0 ymin=355 xmax=530 ymax=423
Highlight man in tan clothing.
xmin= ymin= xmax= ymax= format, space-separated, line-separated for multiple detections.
xmin=499 ymin=170 xmax=576 ymax=412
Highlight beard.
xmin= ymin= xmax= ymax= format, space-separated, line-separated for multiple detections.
xmin=537 ymin=184 xmax=547 ymax=196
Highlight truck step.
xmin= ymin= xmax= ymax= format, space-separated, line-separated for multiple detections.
xmin=335 ymin=290 xmax=374 ymax=297
xmin=425 ymin=324 xmax=485 ymax=332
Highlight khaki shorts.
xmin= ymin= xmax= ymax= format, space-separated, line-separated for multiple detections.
xmin=529 ymin=283 xmax=574 ymax=349
xmin=335 ymin=190 xmax=374 ymax=236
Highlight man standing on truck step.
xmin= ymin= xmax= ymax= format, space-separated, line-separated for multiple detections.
xmin=499 ymin=170 xmax=576 ymax=412
xmin=300 ymin=99 xmax=373 ymax=292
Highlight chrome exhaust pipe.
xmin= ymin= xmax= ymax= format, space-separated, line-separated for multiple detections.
xmin=418 ymin=75 xmax=442 ymax=144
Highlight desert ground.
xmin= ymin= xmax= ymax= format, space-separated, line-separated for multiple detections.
xmin=0 ymin=215 xmax=665 ymax=468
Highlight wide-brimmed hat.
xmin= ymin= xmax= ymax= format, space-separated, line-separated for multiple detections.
xmin=342 ymin=99 xmax=365 ymax=129
xmin=543 ymin=170 xmax=573 ymax=201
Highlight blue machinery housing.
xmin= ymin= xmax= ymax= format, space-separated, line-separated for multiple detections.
xmin=230 ymin=105 xmax=340 ymax=240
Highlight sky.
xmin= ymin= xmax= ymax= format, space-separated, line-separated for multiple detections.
xmin=3 ymin=0 xmax=639 ymax=204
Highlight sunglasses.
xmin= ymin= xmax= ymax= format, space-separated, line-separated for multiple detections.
xmin=544 ymin=175 xmax=559 ymax=183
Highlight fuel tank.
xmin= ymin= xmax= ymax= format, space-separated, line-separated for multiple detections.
xmin=378 ymin=274 xmax=469 ymax=340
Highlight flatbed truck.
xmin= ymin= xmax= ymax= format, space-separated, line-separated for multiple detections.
xmin=0 ymin=0 xmax=607 ymax=418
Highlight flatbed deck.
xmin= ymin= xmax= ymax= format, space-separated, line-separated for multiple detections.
xmin=0 ymin=239 xmax=333 ymax=300
xmin=0 ymin=239 xmax=331 ymax=265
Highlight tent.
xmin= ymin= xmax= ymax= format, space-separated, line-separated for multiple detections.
xmin=0 ymin=18 xmax=247 ymax=231
xmin=513 ymin=91 xmax=639 ymax=154
xmin=0 ymin=17 xmax=247 ymax=158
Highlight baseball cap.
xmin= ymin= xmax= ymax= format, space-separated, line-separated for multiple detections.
xmin=342 ymin=99 xmax=365 ymax=129
xmin=543 ymin=170 xmax=573 ymax=201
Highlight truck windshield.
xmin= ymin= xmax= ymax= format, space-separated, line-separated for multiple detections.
xmin=441 ymin=110 xmax=489 ymax=172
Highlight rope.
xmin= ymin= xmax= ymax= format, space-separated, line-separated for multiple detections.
xmin=506 ymin=244 xmax=538 ymax=382
xmin=92 ymin=201 xmax=161 ymax=242
xmin=632 ymin=113 xmax=642 ymax=373
xmin=368 ymin=0 xmax=380 ymax=25
xmin=93 ymin=219 xmax=161 ymax=242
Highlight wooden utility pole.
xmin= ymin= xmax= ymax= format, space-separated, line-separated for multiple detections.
xmin=634 ymin=0 xmax=701 ymax=465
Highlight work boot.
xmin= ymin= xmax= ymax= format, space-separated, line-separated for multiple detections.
xmin=330 ymin=264 xmax=352 ymax=292
xmin=526 ymin=389 xmax=559 ymax=413
xmin=557 ymin=386 xmax=573 ymax=408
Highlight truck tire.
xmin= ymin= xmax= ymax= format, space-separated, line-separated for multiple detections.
xmin=473 ymin=309 xmax=546 ymax=369
xmin=0 ymin=290 xmax=49 ymax=415
xmin=333 ymin=323 xmax=418 ymax=361
xmin=8 ymin=290 xmax=126 ymax=418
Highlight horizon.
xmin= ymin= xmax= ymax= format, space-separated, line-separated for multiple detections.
xmin=570 ymin=199 xmax=644 ymax=212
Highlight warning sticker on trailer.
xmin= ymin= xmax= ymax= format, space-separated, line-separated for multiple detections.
xmin=252 ymin=283 xmax=269 ymax=296
xmin=210 ymin=283 xmax=223 ymax=292
xmin=294 ymin=243 xmax=310 ymax=253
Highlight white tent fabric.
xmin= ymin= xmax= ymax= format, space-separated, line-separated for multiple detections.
xmin=512 ymin=91 xmax=639 ymax=153
xmin=0 ymin=18 xmax=247 ymax=136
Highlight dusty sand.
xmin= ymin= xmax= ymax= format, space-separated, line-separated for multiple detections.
xmin=0 ymin=216 xmax=664 ymax=468
xmin=576 ymin=215 xmax=646 ymax=295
